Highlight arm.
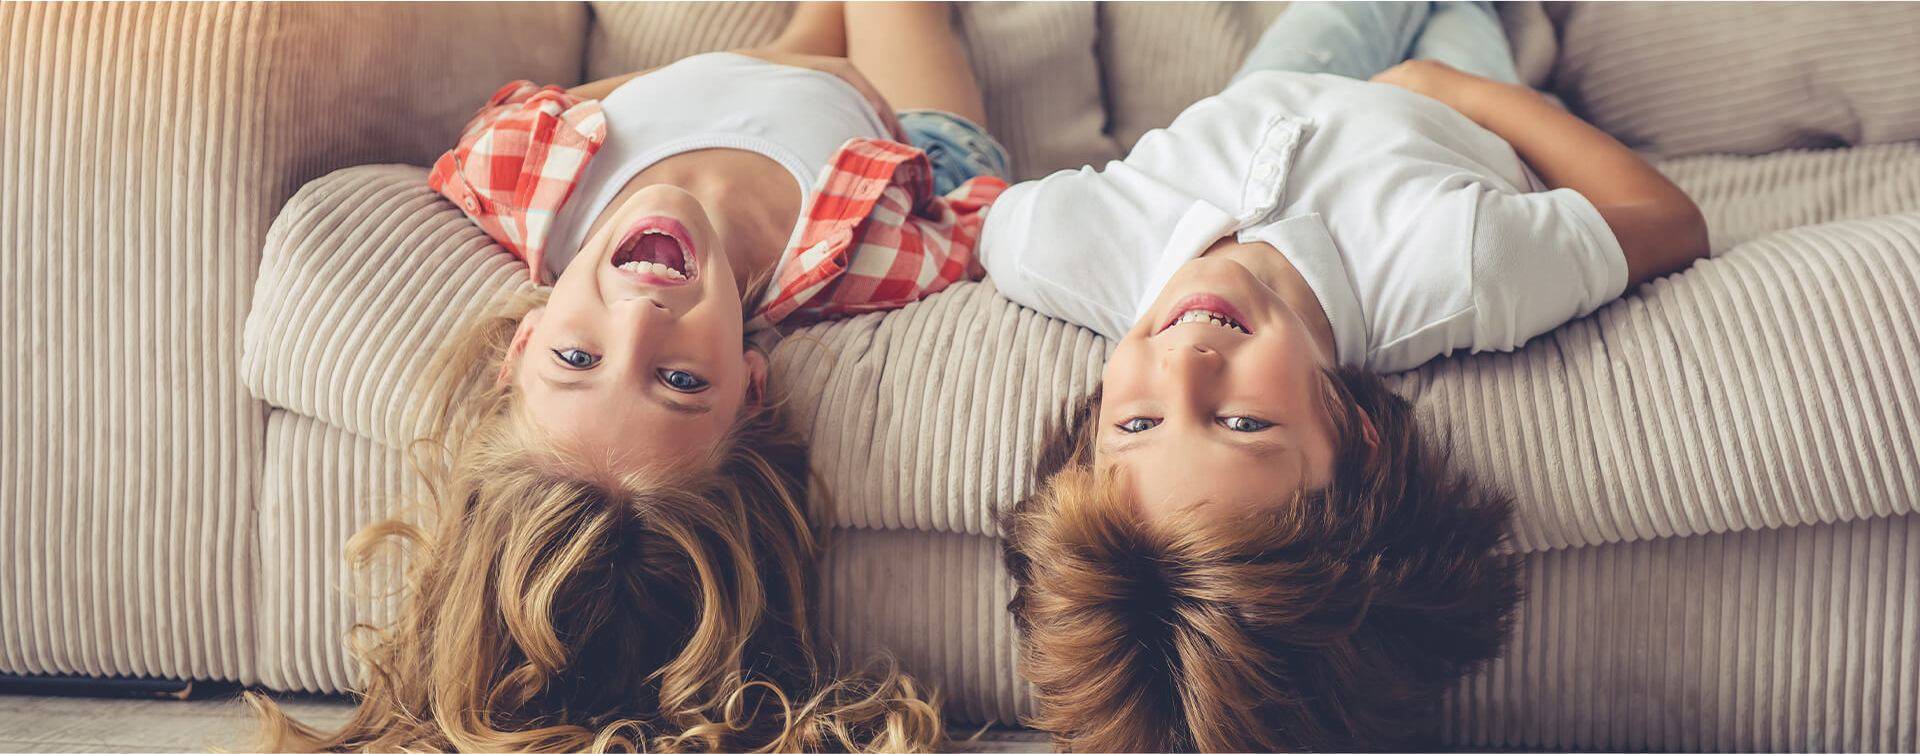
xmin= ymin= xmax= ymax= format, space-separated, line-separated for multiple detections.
xmin=1373 ymin=60 xmax=1709 ymax=287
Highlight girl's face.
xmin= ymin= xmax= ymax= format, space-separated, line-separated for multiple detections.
xmin=1095 ymin=253 xmax=1339 ymax=526
xmin=507 ymin=184 xmax=765 ymax=476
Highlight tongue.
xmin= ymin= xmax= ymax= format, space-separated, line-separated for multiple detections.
xmin=634 ymin=234 xmax=686 ymax=273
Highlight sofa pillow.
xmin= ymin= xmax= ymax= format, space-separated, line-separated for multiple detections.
xmin=1547 ymin=2 xmax=1920 ymax=157
xmin=583 ymin=1 xmax=1116 ymax=179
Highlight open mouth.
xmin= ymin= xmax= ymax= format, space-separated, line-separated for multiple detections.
xmin=1157 ymin=294 xmax=1252 ymax=335
xmin=610 ymin=216 xmax=696 ymax=285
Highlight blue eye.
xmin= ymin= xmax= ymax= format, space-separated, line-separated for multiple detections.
xmin=658 ymin=369 xmax=709 ymax=393
xmin=551 ymin=348 xmax=600 ymax=370
xmin=1220 ymin=416 xmax=1272 ymax=432
xmin=1117 ymin=417 xmax=1159 ymax=433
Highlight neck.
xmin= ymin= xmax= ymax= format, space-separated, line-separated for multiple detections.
xmin=1201 ymin=238 xmax=1338 ymax=363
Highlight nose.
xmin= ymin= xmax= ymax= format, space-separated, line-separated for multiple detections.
xmin=1149 ymin=341 xmax=1221 ymax=422
xmin=624 ymin=296 xmax=674 ymax=318
xmin=1160 ymin=341 xmax=1221 ymax=372
xmin=620 ymin=297 xmax=677 ymax=343
xmin=1159 ymin=341 xmax=1224 ymax=389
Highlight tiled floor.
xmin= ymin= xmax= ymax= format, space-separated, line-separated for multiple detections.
xmin=0 ymin=692 xmax=1048 ymax=752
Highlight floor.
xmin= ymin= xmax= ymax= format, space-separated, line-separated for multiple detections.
xmin=0 ymin=692 xmax=1048 ymax=752
xmin=0 ymin=692 xmax=353 ymax=752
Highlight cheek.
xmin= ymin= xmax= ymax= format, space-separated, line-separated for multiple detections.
xmin=1098 ymin=339 xmax=1152 ymax=394
xmin=1233 ymin=342 xmax=1324 ymax=411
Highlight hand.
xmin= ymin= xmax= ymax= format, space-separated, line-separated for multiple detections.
xmin=731 ymin=49 xmax=907 ymax=142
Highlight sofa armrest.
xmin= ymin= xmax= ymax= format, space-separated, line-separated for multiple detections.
xmin=0 ymin=1 xmax=581 ymax=686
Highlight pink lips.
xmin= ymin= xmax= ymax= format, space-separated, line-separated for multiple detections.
xmin=1156 ymin=293 xmax=1253 ymax=335
xmin=609 ymin=215 xmax=696 ymax=287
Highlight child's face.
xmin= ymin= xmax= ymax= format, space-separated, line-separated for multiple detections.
xmin=1096 ymin=254 xmax=1339 ymax=525
xmin=507 ymin=184 xmax=765 ymax=476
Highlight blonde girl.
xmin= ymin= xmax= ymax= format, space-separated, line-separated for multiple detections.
xmin=248 ymin=3 xmax=1007 ymax=751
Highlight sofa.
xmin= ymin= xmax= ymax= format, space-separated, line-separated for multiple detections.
xmin=6 ymin=2 xmax=1920 ymax=750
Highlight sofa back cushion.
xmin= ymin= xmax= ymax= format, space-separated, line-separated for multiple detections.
xmin=1547 ymin=1 xmax=1920 ymax=157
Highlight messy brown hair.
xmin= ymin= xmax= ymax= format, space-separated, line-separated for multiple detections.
xmin=248 ymin=290 xmax=943 ymax=752
xmin=1000 ymin=366 xmax=1522 ymax=752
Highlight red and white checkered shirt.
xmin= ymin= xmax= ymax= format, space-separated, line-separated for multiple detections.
xmin=752 ymin=139 xmax=1004 ymax=329
xmin=428 ymin=81 xmax=607 ymax=284
xmin=429 ymin=80 xmax=1004 ymax=327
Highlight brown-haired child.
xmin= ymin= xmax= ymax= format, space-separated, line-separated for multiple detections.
xmin=987 ymin=2 xmax=1707 ymax=749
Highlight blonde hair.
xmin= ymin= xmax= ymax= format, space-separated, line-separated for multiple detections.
xmin=1001 ymin=369 xmax=1522 ymax=751
xmin=250 ymin=290 xmax=943 ymax=752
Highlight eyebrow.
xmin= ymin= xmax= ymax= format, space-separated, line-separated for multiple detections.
xmin=1105 ymin=430 xmax=1291 ymax=459
xmin=659 ymin=398 xmax=712 ymax=416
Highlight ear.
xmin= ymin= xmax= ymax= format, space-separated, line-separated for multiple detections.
xmin=1354 ymin=406 xmax=1382 ymax=452
xmin=743 ymin=347 xmax=770 ymax=406
xmin=498 ymin=307 xmax=545 ymax=387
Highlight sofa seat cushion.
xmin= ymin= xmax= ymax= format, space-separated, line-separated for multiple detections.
xmin=254 ymin=408 xmax=1920 ymax=748
xmin=246 ymin=143 xmax=1920 ymax=554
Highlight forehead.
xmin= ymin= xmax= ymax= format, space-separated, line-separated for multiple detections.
xmin=1101 ymin=435 xmax=1309 ymax=522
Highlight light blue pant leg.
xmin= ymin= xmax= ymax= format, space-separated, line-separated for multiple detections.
xmin=1232 ymin=1 xmax=1432 ymax=83
xmin=1410 ymin=1 xmax=1521 ymax=84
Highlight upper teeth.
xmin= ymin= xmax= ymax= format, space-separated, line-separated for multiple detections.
xmin=1173 ymin=309 xmax=1246 ymax=332
xmin=618 ymin=259 xmax=686 ymax=280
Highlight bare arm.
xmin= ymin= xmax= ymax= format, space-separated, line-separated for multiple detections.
xmin=1373 ymin=60 xmax=1709 ymax=287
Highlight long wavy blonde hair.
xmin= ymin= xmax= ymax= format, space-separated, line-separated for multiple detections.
xmin=249 ymin=289 xmax=943 ymax=752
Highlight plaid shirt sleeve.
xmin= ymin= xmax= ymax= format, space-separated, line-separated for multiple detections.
xmin=752 ymin=138 xmax=1007 ymax=330
xmin=427 ymin=81 xmax=607 ymax=284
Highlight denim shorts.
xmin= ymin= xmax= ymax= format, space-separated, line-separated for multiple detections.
xmin=898 ymin=109 xmax=1012 ymax=195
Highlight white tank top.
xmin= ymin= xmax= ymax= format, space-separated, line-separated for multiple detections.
xmin=542 ymin=52 xmax=894 ymax=280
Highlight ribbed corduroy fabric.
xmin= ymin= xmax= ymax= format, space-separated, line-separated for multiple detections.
xmin=1099 ymin=2 xmax=1289 ymax=150
xmin=0 ymin=0 xmax=583 ymax=683
xmin=1446 ymin=513 xmax=1920 ymax=751
xmin=772 ymin=282 xmax=1107 ymax=536
xmin=257 ymin=411 xmax=411 ymax=694
xmin=0 ymin=1 xmax=582 ymax=685
xmin=242 ymin=165 xmax=536 ymax=449
xmin=816 ymin=529 xmax=1032 ymax=727
xmin=1548 ymin=2 xmax=1920 ymax=158
xmin=251 ymin=398 xmax=1920 ymax=748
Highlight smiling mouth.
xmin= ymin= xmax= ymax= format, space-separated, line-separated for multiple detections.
xmin=1158 ymin=294 xmax=1253 ymax=335
xmin=611 ymin=217 xmax=696 ymax=285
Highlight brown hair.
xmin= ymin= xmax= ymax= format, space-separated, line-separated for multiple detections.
xmin=249 ymin=290 xmax=943 ymax=752
xmin=1000 ymin=367 xmax=1522 ymax=752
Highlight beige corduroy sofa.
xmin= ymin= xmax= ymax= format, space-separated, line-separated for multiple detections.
xmin=7 ymin=2 xmax=1920 ymax=750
